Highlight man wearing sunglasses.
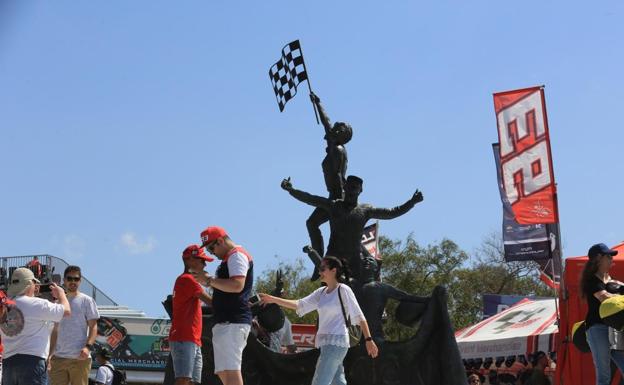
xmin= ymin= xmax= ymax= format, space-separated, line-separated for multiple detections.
xmin=50 ymin=266 xmax=100 ymax=385
xmin=194 ymin=226 xmax=254 ymax=385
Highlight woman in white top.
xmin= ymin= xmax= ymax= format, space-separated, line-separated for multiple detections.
xmin=259 ymin=256 xmax=378 ymax=385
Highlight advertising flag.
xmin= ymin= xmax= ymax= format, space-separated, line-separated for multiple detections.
xmin=493 ymin=87 xmax=558 ymax=225
xmin=361 ymin=222 xmax=381 ymax=260
xmin=493 ymin=143 xmax=562 ymax=286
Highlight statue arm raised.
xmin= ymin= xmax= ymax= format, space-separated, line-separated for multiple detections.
xmin=310 ymin=92 xmax=332 ymax=134
xmin=281 ymin=177 xmax=331 ymax=210
xmin=366 ymin=190 xmax=424 ymax=220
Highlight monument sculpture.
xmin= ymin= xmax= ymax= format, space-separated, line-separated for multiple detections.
xmin=164 ymin=40 xmax=465 ymax=385
xmin=282 ymin=175 xmax=422 ymax=284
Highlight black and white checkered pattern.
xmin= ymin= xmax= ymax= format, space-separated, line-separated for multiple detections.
xmin=269 ymin=40 xmax=308 ymax=112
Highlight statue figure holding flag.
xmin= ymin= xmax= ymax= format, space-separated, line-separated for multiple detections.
xmin=305 ymin=92 xmax=353 ymax=279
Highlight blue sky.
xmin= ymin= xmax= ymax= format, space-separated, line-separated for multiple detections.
xmin=1 ymin=1 xmax=622 ymax=317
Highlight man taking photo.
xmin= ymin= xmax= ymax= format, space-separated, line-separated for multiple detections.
xmin=1 ymin=268 xmax=70 ymax=385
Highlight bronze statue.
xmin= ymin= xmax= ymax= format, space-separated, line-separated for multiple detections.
xmin=358 ymin=254 xmax=429 ymax=343
xmin=281 ymin=175 xmax=423 ymax=283
xmin=305 ymin=93 xmax=353 ymax=280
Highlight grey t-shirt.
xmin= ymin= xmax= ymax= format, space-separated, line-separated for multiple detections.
xmin=54 ymin=292 xmax=99 ymax=358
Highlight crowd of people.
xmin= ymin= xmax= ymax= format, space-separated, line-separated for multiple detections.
xmin=168 ymin=225 xmax=378 ymax=385
xmin=464 ymin=351 xmax=554 ymax=385
xmin=0 ymin=263 xmax=109 ymax=385
xmin=1 ymin=236 xmax=623 ymax=385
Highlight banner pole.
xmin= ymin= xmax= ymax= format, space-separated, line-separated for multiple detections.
xmin=295 ymin=41 xmax=319 ymax=125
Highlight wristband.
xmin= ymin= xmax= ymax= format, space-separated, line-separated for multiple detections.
xmin=85 ymin=344 xmax=94 ymax=350
xmin=365 ymin=337 xmax=373 ymax=342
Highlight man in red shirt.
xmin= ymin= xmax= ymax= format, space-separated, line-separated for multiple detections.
xmin=26 ymin=256 xmax=43 ymax=280
xmin=168 ymin=245 xmax=213 ymax=385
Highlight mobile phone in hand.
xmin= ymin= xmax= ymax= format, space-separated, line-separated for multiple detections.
xmin=249 ymin=294 xmax=261 ymax=305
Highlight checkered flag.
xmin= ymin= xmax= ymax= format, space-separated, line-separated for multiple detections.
xmin=269 ymin=40 xmax=310 ymax=112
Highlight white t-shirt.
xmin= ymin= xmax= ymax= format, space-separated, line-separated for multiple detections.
xmin=0 ymin=295 xmax=65 ymax=359
xmin=54 ymin=292 xmax=99 ymax=358
xmin=296 ymin=284 xmax=364 ymax=348
xmin=226 ymin=250 xmax=250 ymax=277
xmin=95 ymin=364 xmax=114 ymax=385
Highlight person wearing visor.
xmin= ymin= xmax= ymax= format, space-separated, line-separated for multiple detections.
xmin=580 ymin=243 xmax=624 ymax=385
xmin=169 ymin=245 xmax=214 ymax=385
xmin=0 ymin=268 xmax=70 ymax=385
xmin=193 ymin=226 xmax=254 ymax=385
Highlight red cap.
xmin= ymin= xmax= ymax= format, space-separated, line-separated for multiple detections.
xmin=0 ymin=290 xmax=15 ymax=306
xmin=182 ymin=244 xmax=214 ymax=262
xmin=200 ymin=226 xmax=227 ymax=247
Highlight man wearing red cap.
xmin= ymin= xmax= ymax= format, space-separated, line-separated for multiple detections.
xmin=195 ymin=226 xmax=254 ymax=385
xmin=169 ymin=245 xmax=214 ymax=385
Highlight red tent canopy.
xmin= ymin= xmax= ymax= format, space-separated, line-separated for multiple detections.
xmin=556 ymin=241 xmax=624 ymax=385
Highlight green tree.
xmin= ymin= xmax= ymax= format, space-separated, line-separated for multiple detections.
xmin=379 ymin=233 xmax=553 ymax=337
xmin=254 ymin=232 xmax=553 ymax=341
xmin=379 ymin=235 xmax=469 ymax=339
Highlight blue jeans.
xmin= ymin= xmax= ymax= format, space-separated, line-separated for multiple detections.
xmin=171 ymin=341 xmax=203 ymax=383
xmin=311 ymin=345 xmax=349 ymax=385
xmin=2 ymin=354 xmax=47 ymax=385
xmin=586 ymin=323 xmax=624 ymax=385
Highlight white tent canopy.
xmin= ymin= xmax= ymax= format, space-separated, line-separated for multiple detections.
xmin=455 ymin=298 xmax=558 ymax=359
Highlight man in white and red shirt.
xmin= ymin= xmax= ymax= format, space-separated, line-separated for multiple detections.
xmin=169 ymin=245 xmax=214 ymax=385
xmin=194 ymin=226 xmax=254 ymax=385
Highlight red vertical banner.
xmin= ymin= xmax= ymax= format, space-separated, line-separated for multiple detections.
xmin=493 ymin=86 xmax=559 ymax=224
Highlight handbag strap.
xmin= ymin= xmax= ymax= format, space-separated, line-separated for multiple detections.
xmin=336 ymin=285 xmax=350 ymax=328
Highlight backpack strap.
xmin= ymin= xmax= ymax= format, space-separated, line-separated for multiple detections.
xmin=102 ymin=364 xmax=116 ymax=378
xmin=336 ymin=285 xmax=350 ymax=328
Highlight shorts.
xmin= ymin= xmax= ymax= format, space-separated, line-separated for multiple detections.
xmin=170 ymin=341 xmax=203 ymax=383
xmin=212 ymin=323 xmax=250 ymax=373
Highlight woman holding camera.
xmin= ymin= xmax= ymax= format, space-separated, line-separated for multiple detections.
xmin=259 ymin=256 xmax=378 ymax=385
xmin=580 ymin=243 xmax=624 ymax=385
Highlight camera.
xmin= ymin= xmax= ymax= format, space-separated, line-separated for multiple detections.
xmin=249 ymin=294 xmax=261 ymax=306
xmin=38 ymin=283 xmax=53 ymax=293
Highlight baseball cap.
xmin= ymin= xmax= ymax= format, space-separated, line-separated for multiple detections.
xmin=588 ymin=243 xmax=618 ymax=259
xmin=200 ymin=226 xmax=227 ymax=248
xmin=0 ymin=290 xmax=15 ymax=305
xmin=182 ymin=244 xmax=214 ymax=262
xmin=8 ymin=267 xmax=40 ymax=297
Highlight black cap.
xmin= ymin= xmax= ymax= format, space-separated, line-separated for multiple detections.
xmin=531 ymin=351 xmax=547 ymax=366
xmin=97 ymin=347 xmax=112 ymax=360
xmin=588 ymin=243 xmax=618 ymax=259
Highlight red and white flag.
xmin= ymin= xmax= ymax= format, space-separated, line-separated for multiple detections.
xmin=361 ymin=222 xmax=381 ymax=260
xmin=493 ymin=86 xmax=559 ymax=224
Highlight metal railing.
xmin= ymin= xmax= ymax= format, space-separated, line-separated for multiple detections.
xmin=0 ymin=254 xmax=117 ymax=306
